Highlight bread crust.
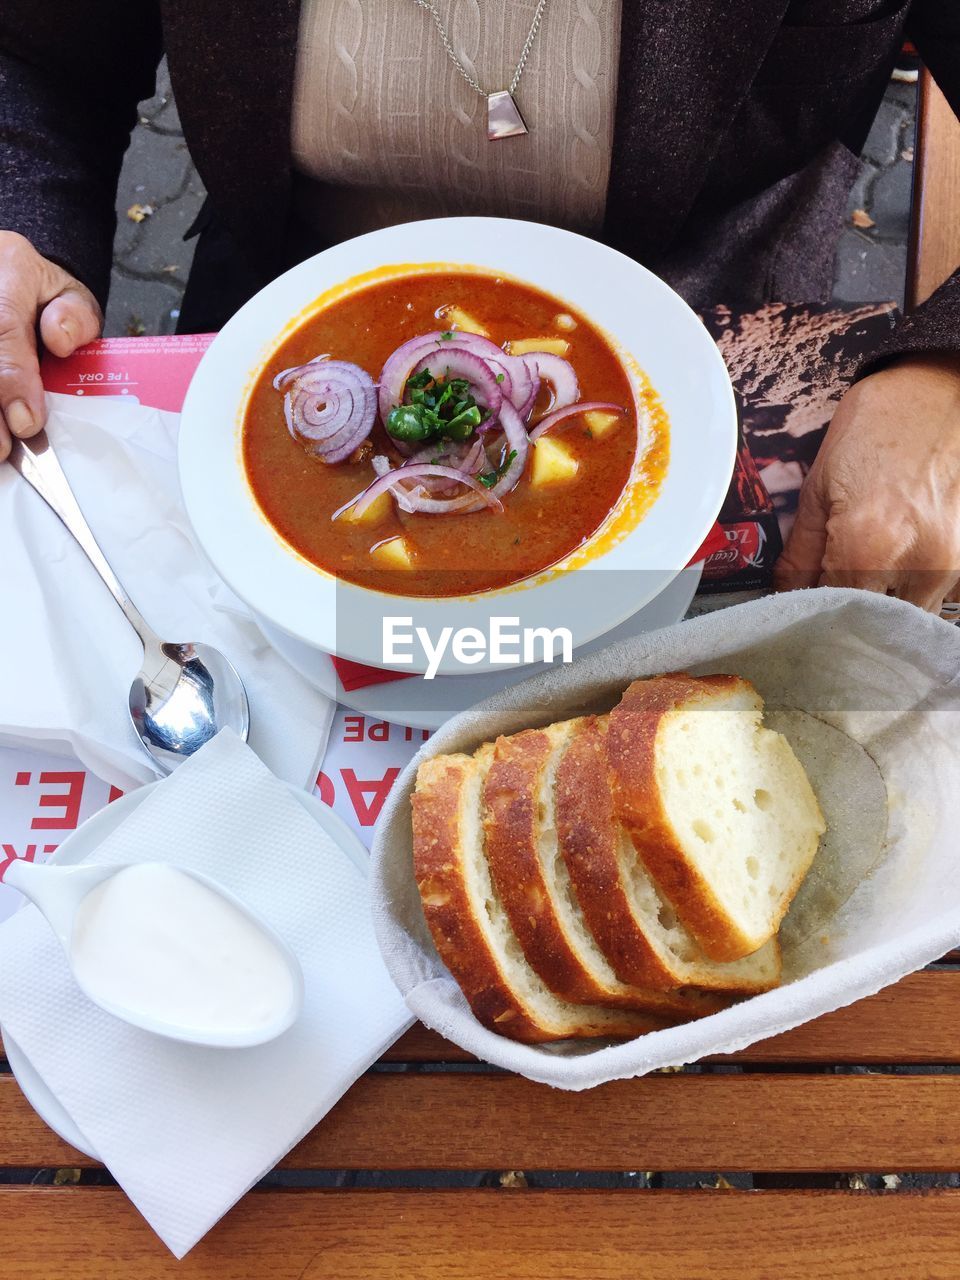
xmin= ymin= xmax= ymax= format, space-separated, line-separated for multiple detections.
xmin=413 ymin=754 xmax=545 ymax=1041
xmin=483 ymin=727 xmax=729 ymax=1017
xmin=412 ymin=753 xmax=670 ymax=1043
xmin=606 ymin=673 xmax=768 ymax=962
xmin=483 ymin=729 xmax=589 ymax=999
xmin=556 ymin=715 xmax=682 ymax=988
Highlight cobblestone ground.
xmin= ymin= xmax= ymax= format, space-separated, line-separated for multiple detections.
xmin=832 ymin=76 xmax=918 ymax=306
xmin=104 ymin=61 xmax=204 ymax=339
xmin=103 ymin=62 xmax=918 ymax=337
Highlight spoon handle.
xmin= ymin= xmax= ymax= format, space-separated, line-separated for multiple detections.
xmin=9 ymin=430 xmax=159 ymax=652
xmin=2 ymin=858 xmax=101 ymax=947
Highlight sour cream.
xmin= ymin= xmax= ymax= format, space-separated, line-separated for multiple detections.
xmin=70 ymin=864 xmax=298 ymax=1040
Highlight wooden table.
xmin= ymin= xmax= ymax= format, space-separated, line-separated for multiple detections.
xmin=3 ymin=957 xmax=960 ymax=1277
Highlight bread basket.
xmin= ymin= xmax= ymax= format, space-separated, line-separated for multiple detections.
xmin=370 ymin=588 xmax=960 ymax=1089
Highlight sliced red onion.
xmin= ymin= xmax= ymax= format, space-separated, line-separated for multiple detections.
xmin=523 ymin=352 xmax=579 ymax=412
xmin=407 ymin=439 xmax=488 ymax=494
xmin=443 ymin=333 xmax=516 ymax=401
xmin=446 ymin=341 xmax=538 ymax=420
xmin=280 ymin=359 xmax=376 ymax=465
xmin=390 ymin=438 xmax=496 ymax=511
xmin=438 ymin=331 xmax=503 ymax=359
xmin=501 ymin=355 xmax=539 ymax=420
xmin=332 ymin=462 xmax=501 ymax=522
xmin=409 ymin=347 xmax=504 ymax=415
xmin=445 ymin=343 xmax=536 ymax=419
xmin=393 ymin=484 xmax=498 ymax=516
xmin=528 ymin=401 xmax=625 ymax=443
xmin=378 ymin=331 xmax=518 ymax=425
xmin=371 ymin=450 xmax=450 ymax=509
xmin=378 ymin=332 xmax=450 ymax=426
xmin=519 ymin=380 xmax=541 ymax=420
xmin=370 ymin=453 xmax=422 ymax=512
xmin=460 ymin=438 xmax=487 ymax=475
xmin=420 ymin=402 xmax=527 ymax=501
xmin=484 ymin=400 xmax=529 ymax=500
xmin=272 ymin=354 xmax=329 ymax=391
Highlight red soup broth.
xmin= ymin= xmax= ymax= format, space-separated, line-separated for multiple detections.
xmin=242 ymin=270 xmax=665 ymax=597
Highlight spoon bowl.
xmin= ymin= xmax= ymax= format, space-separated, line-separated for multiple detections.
xmin=129 ymin=641 xmax=250 ymax=773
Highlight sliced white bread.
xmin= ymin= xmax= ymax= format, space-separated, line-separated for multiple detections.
xmin=555 ymin=716 xmax=781 ymax=992
xmin=412 ymin=752 xmax=674 ymax=1043
xmin=606 ymin=674 xmax=826 ymax=963
xmin=480 ymin=727 xmax=733 ymax=1017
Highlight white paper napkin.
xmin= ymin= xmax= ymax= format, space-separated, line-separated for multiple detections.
xmin=0 ymin=393 xmax=334 ymax=790
xmin=0 ymin=730 xmax=413 ymax=1257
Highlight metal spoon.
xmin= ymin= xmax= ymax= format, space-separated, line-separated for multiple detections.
xmin=9 ymin=429 xmax=249 ymax=772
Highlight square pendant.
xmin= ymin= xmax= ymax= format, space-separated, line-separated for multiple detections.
xmin=487 ymin=91 xmax=528 ymax=140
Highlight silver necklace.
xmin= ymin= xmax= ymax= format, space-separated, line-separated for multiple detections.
xmin=409 ymin=0 xmax=550 ymax=140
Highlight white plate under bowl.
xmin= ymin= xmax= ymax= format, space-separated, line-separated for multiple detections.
xmin=179 ymin=217 xmax=736 ymax=675
xmin=1 ymin=784 xmax=365 ymax=1163
xmin=257 ymin=564 xmax=702 ymax=730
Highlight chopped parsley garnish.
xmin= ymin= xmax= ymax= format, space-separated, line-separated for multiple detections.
xmin=386 ymin=368 xmax=488 ymax=443
xmin=495 ymin=372 xmax=505 ymax=383
xmin=479 ymin=449 xmax=518 ymax=488
xmin=439 ymin=331 xmax=454 ymax=341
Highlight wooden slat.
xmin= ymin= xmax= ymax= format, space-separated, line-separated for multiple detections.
xmin=3 ymin=1186 xmax=960 ymax=1279
xmin=4 ymin=971 xmax=959 ymax=1079
xmin=907 ymin=69 xmax=960 ymax=307
xmin=3 ymin=1072 xmax=959 ymax=1172
xmin=384 ymin=971 xmax=960 ymax=1063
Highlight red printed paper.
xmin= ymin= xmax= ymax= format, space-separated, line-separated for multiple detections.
xmin=41 ymin=334 xmax=215 ymax=413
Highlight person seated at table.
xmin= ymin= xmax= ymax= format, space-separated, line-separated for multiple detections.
xmin=0 ymin=2 xmax=959 ymax=610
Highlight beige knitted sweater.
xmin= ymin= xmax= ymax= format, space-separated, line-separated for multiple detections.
xmin=291 ymin=0 xmax=621 ymax=239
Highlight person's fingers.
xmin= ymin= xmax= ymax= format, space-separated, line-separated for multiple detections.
xmin=0 ymin=243 xmax=102 ymax=443
xmin=39 ymin=286 xmax=102 ymax=358
xmin=819 ymin=537 xmax=960 ymax=609
xmin=0 ymin=416 xmax=11 ymax=462
xmin=0 ymin=238 xmax=92 ymax=439
xmin=939 ymin=578 xmax=960 ymax=621
xmin=886 ymin=523 xmax=960 ymax=612
xmin=773 ymin=474 xmax=828 ymax=591
xmin=894 ymin=567 xmax=960 ymax=614
xmin=815 ymin=505 xmax=904 ymax=595
xmin=0 ymin=299 xmax=43 ymax=442
xmin=817 ymin=566 xmax=899 ymax=593
xmin=908 ymin=583 xmax=947 ymax=614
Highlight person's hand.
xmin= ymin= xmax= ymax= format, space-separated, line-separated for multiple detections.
xmin=0 ymin=231 xmax=102 ymax=461
xmin=775 ymin=353 xmax=960 ymax=613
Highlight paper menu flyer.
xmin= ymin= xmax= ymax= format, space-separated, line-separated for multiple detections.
xmin=41 ymin=334 xmax=215 ymax=414
xmin=0 ymin=709 xmax=429 ymax=926
xmin=318 ymin=709 xmax=430 ymax=836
